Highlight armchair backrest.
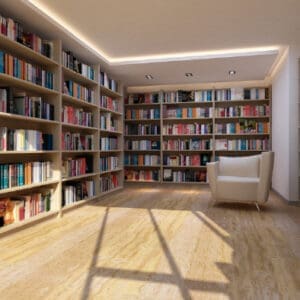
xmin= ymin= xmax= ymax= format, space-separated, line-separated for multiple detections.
xmin=219 ymin=155 xmax=260 ymax=178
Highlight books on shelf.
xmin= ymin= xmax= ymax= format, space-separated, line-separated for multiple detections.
xmin=163 ymin=154 xmax=210 ymax=167
xmin=124 ymin=154 xmax=160 ymax=166
xmin=125 ymin=124 xmax=160 ymax=135
xmin=61 ymin=156 xmax=93 ymax=178
xmin=214 ymin=105 xmax=269 ymax=117
xmin=125 ymin=108 xmax=160 ymax=120
xmin=62 ymin=50 xmax=95 ymax=80
xmin=125 ymin=169 xmax=160 ymax=182
xmin=100 ymin=112 xmax=119 ymax=131
xmin=0 ymin=160 xmax=53 ymax=189
xmin=0 ymin=14 xmax=53 ymax=59
xmin=63 ymin=180 xmax=95 ymax=207
xmin=100 ymin=156 xmax=119 ymax=172
xmin=0 ymin=127 xmax=53 ymax=151
xmin=63 ymin=80 xmax=95 ymax=103
xmin=163 ymin=169 xmax=207 ymax=183
xmin=214 ymin=121 xmax=269 ymax=134
xmin=0 ymin=50 xmax=54 ymax=89
xmin=62 ymin=105 xmax=93 ymax=127
xmin=0 ymin=190 xmax=52 ymax=227
xmin=163 ymin=123 xmax=212 ymax=135
xmin=100 ymin=136 xmax=118 ymax=151
xmin=163 ymin=90 xmax=212 ymax=103
xmin=61 ymin=132 xmax=93 ymax=151
xmin=125 ymin=140 xmax=160 ymax=151
xmin=100 ymin=174 xmax=118 ymax=192
xmin=214 ymin=88 xmax=268 ymax=101
xmin=100 ymin=71 xmax=118 ymax=92
xmin=100 ymin=96 xmax=120 ymax=112
xmin=163 ymin=106 xmax=212 ymax=118
xmin=126 ymin=92 xmax=162 ymax=104
xmin=215 ymin=138 xmax=269 ymax=151
xmin=163 ymin=138 xmax=212 ymax=151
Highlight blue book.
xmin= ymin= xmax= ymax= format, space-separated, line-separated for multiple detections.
xmin=0 ymin=51 xmax=4 ymax=73
xmin=3 ymin=164 xmax=8 ymax=189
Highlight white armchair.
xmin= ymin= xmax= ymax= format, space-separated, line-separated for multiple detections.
xmin=207 ymin=152 xmax=274 ymax=209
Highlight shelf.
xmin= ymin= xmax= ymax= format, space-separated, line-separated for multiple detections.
xmin=0 ymin=112 xmax=59 ymax=125
xmin=0 ymin=73 xmax=59 ymax=95
xmin=62 ymin=66 xmax=97 ymax=86
xmin=124 ymin=135 xmax=161 ymax=139
xmin=61 ymin=195 xmax=99 ymax=212
xmin=163 ymin=149 xmax=212 ymax=153
xmin=124 ymin=165 xmax=161 ymax=168
xmin=125 ymin=103 xmax=160 ymax=107
xmin=215 ymin=133 xmax=269 ymax=137
xmin=163 ymin=117 xmax=212 ymax=122
xmin=62 ymin=150 xmax=97 ymax=153
xmin=162 ymin=181 xmax=209 ymax=185
xmin=0 ymin=179 xmax=60 ymax=196
xmin=124 ymin=149 xmax=161 ymax=152
xmin=100 ymin=85 xmax=122 ymax=98
xmin=125 ymin=180 xmax=160 ymax=183
xmin=215 ymin=116 xmax=269 ymax=121
xmin=0 ymin=151 xmax=59 ymax=154
xmin=100 ymin=168 xmax=123 ymax=175
xmin=100 ymin=129 xmax=123 ymax=135
xmin=163 ymin=134 xmax=213 ymax=138
xmin=125 ymin=119 xmax=161 ymax=123
xmin=62 ymin=123 xmax=98 ymax=131
xmin=214 ymin=99 xmax=269 ymax=106
xmin=163 ymin=101 xmax=212 ymax=106
xmin=62 ymin=94 xmax=98 ymax=109
xmin=0 ymin=210 xmax=59 ymax=235
xmin=215 ymin=150 xmax=266 ymax=153
xmin=100 ymin=107 xmax=123 ymax=116
xmin=0 ymin=33 xmax=59 ymax=67
xmin=100 ymin=149 xmax=123 ymax=153
xmin=163 ymin=165 xmax=207 ymax=169
xmin=100 ymin=186 xmax=123 ymax=196
xmin=62 ymin=172 xmax=98 ymax=182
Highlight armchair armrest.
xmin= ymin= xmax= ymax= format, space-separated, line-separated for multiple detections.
xmin=207 ymin=161 xmax=219 ymax=198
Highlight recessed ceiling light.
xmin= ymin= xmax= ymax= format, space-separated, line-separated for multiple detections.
xmin=228 ymin=70 xmax=236 ymax=75
xmin=145 ymin=74 xmax=154 ymax=80
xmin=185 ymin=73 xmax=193 ymax=77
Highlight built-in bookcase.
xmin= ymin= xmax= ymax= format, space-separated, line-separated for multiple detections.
xmin=0 ymin=16 xmax=124 ymax=232
xmin=125 ymin=87 xmax=271 ymax=184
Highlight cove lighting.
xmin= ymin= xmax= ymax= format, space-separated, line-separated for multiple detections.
xmin=25 ymin=0 xmax=280 ymax=66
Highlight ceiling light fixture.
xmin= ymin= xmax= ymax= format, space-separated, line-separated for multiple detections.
xmin=228 ymin=70 xmax=236 ymax=75
xmin=145 ymin=75 xmax=154 ymax=80
xmin=185 ymin=73 xmax=193 ymax=77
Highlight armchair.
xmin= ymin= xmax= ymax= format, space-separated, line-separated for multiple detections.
xmin=207 ymin=152 xmax=274 ymax=210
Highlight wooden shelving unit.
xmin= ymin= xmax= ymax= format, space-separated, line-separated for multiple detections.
xmin=0 ymin=20 xmax=124 ymax=233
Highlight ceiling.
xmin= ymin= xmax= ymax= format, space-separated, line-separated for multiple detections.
xmin=1 ymin=0 xmax=299 ymax=87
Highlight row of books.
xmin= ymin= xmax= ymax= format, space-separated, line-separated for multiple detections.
xmin=0 ymin=14 xmax=53 ymax=58
xmin=163 ymin=123 xmax=213 ymax=135
xmin=163 ymin=154 xmax=210 ymax=166
xmin=61 ymin=132 xmax=93 ymax=151
xmin=163 ymin=107 xmax=213 ymax=119
xmin=100 ymin=71 xmax=118 ymax=92
xmin=163 ymin=169 xmax=207 ymax=182
xmin=63 ymin=80 xmax=95 ymax=103
xmin=124 ymin=154 xmax=160 ymax=166
xmin=125 ymin=108 xmax=160 ymax=120
xmin=125 ymin=124 xmax=160 ymax=136
xmin=0 ymin=51 xmax=54 ymax=89
xmin=126 ymin=92 xmax=162 ymax=104
xmin=215 ymin=138 xmax=270 ymax=151
xmin=0 ymin=161 xmax=53 ymax=190
xmin=124 ymin=170 xmax=160 ymax=182
xmin=62 ymin=156 xmax=93 ymax=178
xmin=62 ymin=50 xmax=95 ymax=80
xmin=164 ymin=90 xmax=213 ymax=103
xmin=62 ymin=180 xmax=95 ymax=207
xmin=100 ymin=113 xmax=119 ymax=132
xmin=214 ymin=105 xmax=270 ymax=117
xmin=100 ymin=96 xmax=120 ymax=113
xmin=214 ymin=88 xmax=268 ymax=101
xmin=0 ymin=191 xmax=52 ymax=226
xmin=0 ymin=88 xmax=55 ymax=120
xmin=62 ymin=105 xmax=93 ymax=127
xmin=0 ymin=128 xmax=53 ymax=151
xmin=163 ymin=139 xmax=212 ymax=151
xmin=215 ymin=121 xmax=269 ymax=134
xmin=100 ymin=136 xmax=118 ymax=151
xmin=100 ymin=174 xmax=118 ymax=192
xmin=125 ymin=140 xmax=160 ymax=151
xmin=100 ymin=156 xmax=119 ymax=172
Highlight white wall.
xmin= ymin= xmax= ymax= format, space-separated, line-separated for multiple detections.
xmin=272 ymin=51 xmax=290 ymax=200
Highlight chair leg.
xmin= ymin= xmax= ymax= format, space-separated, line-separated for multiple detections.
xmin=255 ymin=202 xmax=260 ymax=212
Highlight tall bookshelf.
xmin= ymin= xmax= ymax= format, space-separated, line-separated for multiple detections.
xmin=0 ymin=17 xmax=124 ymax=232
xmin=124 ymin=87 xmax=271 ymax=184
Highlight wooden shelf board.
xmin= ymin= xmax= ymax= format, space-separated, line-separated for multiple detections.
xmin=163 ymin=134 xmax=213 ymax=138
xmin=162 ymin=181 xmax=209 ymax=185
xmin=100 ymin=149 xmax=122 ymax=153
xmin=163 ymin=101 xmax=212 ymax=106
xmin=125 ymin=103 xmax=160 ymax=107
xmin=163 ymin=117 xmax=212 ymax=121
xmin=100 ymin=186 xmax=123 ymax=196
xmin=163 ymin=149 xmax=212 ymax=153
xmin=0 ymin=151 xmax=59 ymax=154
xmin=62 ymin=150 xmax=97 ymax=153
xmin=62 ymin=66 xmax=97 ymax=86
xmin=124 ymin=135 xmax=161 ymax=138
xmin=61 ymin=195 xmax=99 ymax=212
xmin=62 ymin=94 xmax=98 ymax=109
xmin=100 ymin=85 xmax=122 ymax=98
xmin=100 ymin=168 xmax=123 ymax=175
xmin=0 ymin=112 xmax=59 ymax=124
xmin=100 ymin=107 xmax=122 ymax=116
xmin=215 ymin=116 xmax=269 ymax=120
xmin=62 ymin=123 xmax=98 ymax=131
xmin=215 ymin=99 xmax=269 ymax=105
xmin=124 ymin=165 xmax=161 ymax=168
xmin=0 ymin=73 xmax=59 ymax=95
xmin=100 ymin=129 xmax=123 ymax=135
xmin=62 ymin=173 xmax=98 ymax=182
xmin=124 ymin=149 xmax=161 ymax=152
xmin=125 ymin=119 xmax=161 ymax=122
xmin=162 ymin=165 xmax=207 ymax=169
xmin=125 ymin=180 xmax=160 ymax=183
xmin=215 ymin=133 xmax=269 ymax=137
xmin=0 ymin=180 xmax=59 ymax=196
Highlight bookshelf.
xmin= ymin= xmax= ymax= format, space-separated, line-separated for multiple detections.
xmin=0 ymin=15 xmax=124 ymax=232
xmin=124 ymin=87 xmax=271 ymax=184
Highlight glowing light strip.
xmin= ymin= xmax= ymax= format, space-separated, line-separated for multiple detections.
xmin=25 ymin=0 xmax=279 ymax=66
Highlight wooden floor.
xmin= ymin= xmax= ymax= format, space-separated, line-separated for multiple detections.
xmin=0 ymin=184 xmax=300 ymax=300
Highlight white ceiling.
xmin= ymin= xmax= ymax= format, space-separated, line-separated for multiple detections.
xmin=1 ymin=0 xmax=299 ymax=86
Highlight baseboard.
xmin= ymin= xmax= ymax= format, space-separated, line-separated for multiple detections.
xmin=271 ymin=188 xmax=300 ymax=206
